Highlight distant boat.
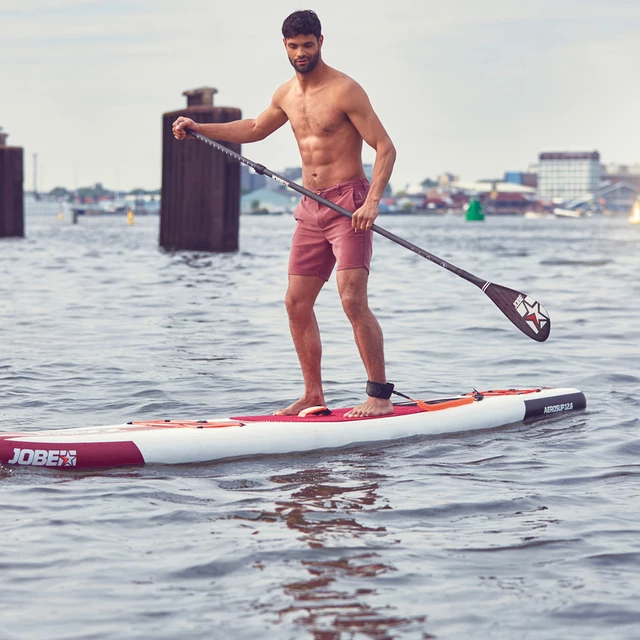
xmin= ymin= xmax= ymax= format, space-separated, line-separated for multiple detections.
xmin=72 ymin=200 xmax=159 ymax=217
xmin=524 ymin=211 xmax=555 ymax=219
xmin=630 ymin=200 xmax=640 ymax=225
xmin=72 ymin=201 xmax=127 ymax=216
xmin=553 ymin=207 xmax=589 ymax=219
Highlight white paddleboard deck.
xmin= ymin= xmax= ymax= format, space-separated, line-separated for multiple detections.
xmin=0 ymin=387 xmax=585 ymax=469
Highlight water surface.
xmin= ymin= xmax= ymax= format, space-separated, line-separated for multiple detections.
xmin=1 ymin=212 xmax=639 ymax=639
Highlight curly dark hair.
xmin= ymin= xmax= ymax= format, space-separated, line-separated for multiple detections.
xmin=282 ymin=10 xmax=322 ymax=39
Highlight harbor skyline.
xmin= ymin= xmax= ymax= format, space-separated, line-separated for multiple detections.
xmin=2 ymin=1 xmax=639 ymax=192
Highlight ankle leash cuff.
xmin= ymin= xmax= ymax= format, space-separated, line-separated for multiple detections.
xmin=366 ymin=380 xmax=395 ymax=400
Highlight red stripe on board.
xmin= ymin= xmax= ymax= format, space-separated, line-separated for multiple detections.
xmin=0 ymin=440 xmax=144 ymax=469
xmin=233 ymin=390 xmax=540 ymax=422
xmin=128 ymin=420 xmax=243 ymax=429
xmin=232 ymin=404 xmax=427 ymax=423
xmin=466 ymin=388 xmax=542 ymax=396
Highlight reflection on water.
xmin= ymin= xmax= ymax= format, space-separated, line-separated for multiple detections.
xmin=231 ymin=463 xmax=432 ymax=638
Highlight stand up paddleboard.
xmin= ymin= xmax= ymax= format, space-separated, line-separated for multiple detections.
xmin=0 ymin=387 xmax=585 ymax=470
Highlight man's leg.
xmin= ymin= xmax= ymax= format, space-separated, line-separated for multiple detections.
xmin=337 ymin=268 xmax=394 ymax=418
xmin=275 ymin=274 xmax=327 ymax=416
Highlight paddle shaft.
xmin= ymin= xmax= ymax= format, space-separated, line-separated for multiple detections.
xmin=184 ymin=128 xmax=551 ymax=342
xmin=186 ymin=128 xmax=485 ymax=289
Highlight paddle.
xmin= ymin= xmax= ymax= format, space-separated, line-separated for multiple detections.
xmin=185 ymin=128 xmax=551 ymax=342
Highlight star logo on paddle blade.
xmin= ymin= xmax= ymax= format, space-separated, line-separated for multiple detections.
xmin=512 ymin=295 xmax=549 ymax=335
xmin=523 ymin=300 xmax=548 ymax=332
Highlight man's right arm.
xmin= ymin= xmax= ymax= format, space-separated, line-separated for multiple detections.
xmin=173 ymin=86 xmax=289 ymax=143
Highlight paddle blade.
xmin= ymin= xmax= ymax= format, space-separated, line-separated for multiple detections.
xmin=482 ymin=283 xmax=551 ymax=342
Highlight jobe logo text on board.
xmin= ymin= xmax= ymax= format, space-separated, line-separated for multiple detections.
xmin=7 ymin=448 xmax=77 ymax=467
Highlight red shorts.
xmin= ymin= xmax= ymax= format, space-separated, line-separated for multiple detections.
xmin=288 ymin=178 xmax=372 ymax=282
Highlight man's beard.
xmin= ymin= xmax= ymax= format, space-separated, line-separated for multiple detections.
xmin=291 ymin=51 xmax=320 ymax=74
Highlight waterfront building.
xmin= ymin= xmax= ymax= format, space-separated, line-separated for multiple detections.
xmin=599 ymin=164 xmax=640 ymax=213
xmin=241 ymin=164 xmax=266 ymax=193
xmin=603 ymin=163 xmax=640 ymax=190
xmin=259 ymin=166 xmax=303 ymax=193
xmin=504 ymin=171 xmax=538 ymax=189
xmin=598 ymin=181 xmax=640 ymax=214
xmin=536 ymin=151 xmax=601 ymax=202
xmin=240 ymin=188 xmax=300 ymax=214
xmin=363 ymin=164 xmax=392 ymax=197
xmin=281 ymin=166 xmax=303 ymax=181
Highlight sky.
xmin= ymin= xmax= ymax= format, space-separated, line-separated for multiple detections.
xmin=1 ymin=0 xmax=639 ymax=193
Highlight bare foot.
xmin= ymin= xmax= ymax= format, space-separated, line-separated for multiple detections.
xmin=274 ymin=395 xmax=325 ymax=416
xmin=344 ymin=397 xmax=394 ymax=418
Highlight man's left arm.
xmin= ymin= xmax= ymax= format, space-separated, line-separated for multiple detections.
xmin=344 ymin=83 xmax=397 ymax=230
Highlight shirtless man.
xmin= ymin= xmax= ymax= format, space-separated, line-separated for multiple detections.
xmin=172 ymin=10 xmax=396 ymax=418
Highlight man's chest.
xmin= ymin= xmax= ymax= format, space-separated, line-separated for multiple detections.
xmin=283 ymin=94 xmax=349 ymax=137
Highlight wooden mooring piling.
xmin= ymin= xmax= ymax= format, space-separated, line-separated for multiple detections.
xmin=0 ymin=127 xmax=24 ymax=239
xmin=160 ymin=87 xmax=241 ymax=252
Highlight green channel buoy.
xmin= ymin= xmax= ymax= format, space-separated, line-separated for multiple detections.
xmin=466 ymin=199 xmax=484 ymax=221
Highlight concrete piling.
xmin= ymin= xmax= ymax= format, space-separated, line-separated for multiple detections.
xmin=160 ymin=87 xmax=242 ymax=252
xmin=0 ymin=127 xmax=24 ymax=239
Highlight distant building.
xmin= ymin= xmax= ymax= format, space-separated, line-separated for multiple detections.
xmin=448 ymin=180 xmax=536 ymax=215
xmin=241 ymin=165 xmax=266 ymax=193
xmin=598 ymin=163 xmax=640 ymax=213
xmin=537 ymin=151 xmax=601 ymax=202
xmin=240 ymin=188 xmax=300 ymax=214
xmin=481 ymin=191 xmax=534 ymax=215
xmin=262 ymin=166 xmax=303 ymax=193
xmin=504 ymin=171 xmax=538 ymax=189
xmin=281 ymin=166 xmax=303 ymax=181
xmin=450 ymin=180 xmax=536 ymax=196
xmin=438 ymin=172 xmax=459 ymax=192
xmin=598 ymin=181 xmax=640 ymax=213
xmin=363 ymin=163 xmax=392 ymax=196
xmin=604 ymin=162 xmax=640 ymax=178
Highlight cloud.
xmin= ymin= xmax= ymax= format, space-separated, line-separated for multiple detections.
xmin=1 ymin=0 xmax=638 ymax=191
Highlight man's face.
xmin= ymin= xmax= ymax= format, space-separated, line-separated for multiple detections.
xmin=284 ymin=34 xmax=323 ymax=74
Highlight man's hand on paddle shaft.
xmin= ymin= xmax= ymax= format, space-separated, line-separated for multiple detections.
xmin=351 ymin=199 xmax=379 ymax=231
xmin=172 ymin=117 xmax=200 ymax=140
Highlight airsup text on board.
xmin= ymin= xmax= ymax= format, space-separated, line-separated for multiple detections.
xmin=7 ymin=448 xmax=77 ymax=467
xmin=543 ymin=403 xmax=574 ymax=414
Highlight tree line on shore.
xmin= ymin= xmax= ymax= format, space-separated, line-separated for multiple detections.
xmin=42 ymin=183 xmax=160 ymax=202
